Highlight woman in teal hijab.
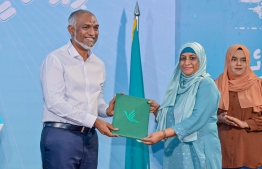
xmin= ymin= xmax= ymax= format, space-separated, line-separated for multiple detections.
xmin=142 ymin=42 xmax=222 ymax=169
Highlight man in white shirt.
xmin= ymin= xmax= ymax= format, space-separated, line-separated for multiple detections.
xmin=40 ymin=9 xmax=118 ymax=169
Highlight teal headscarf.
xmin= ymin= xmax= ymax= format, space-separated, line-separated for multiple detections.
xmin=156 ymin=42 xmax=210 ymax=142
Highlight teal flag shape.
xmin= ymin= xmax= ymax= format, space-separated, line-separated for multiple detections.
xmin=125 ymin=19 xmax=150 ymax=169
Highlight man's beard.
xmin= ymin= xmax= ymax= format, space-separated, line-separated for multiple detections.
xmin=74 ymin=36 xmax=93 ymax=51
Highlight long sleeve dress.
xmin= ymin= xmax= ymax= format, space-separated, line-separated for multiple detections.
xmin=218 ymin=91 xmax=262 ymax=168
xmin=163 ymin=78 xmax=222 ymax=169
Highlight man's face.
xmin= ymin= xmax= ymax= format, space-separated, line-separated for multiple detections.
xmin=69 ymin=13 xmax=99 ymax=50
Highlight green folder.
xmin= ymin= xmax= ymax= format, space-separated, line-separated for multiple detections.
xmin=112 ymin=94 xmax=150 ymax=140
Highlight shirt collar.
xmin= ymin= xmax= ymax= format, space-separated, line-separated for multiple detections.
xmin=66 ymin=40 xmax=93 ymax=61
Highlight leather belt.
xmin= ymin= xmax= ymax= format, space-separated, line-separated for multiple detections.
xmin=43 ymin=122 xmax=95 ymax=134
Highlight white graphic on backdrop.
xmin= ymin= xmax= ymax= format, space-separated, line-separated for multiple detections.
xmin=240 ymin=0 xmax=261 ymax=3
xmin=0 ymin=1 xmax=16 ymax=21
xmin=49 ymin=0 xmax=88 ymax=9
xmin=240 ymin=0 xmax=262 ymax=19
xmin=251 ymin=49 xmax=261 ymax=70
xmin=236 ymin=0 xmax=262 ymax=30
xmin=70 ymin=0 xmax=87 ymax=10
xmin=49 ymin=0 xmax=70 ymax=6
xmin=249 ymin=5 xmax=262 ymax=18
xmin=251 ymin=49 xmax=262 ymax=77
xmin=0 ymin=0 xmax=88 ymax=22
xmin=21 ymin=0 xmax=34 ymax=4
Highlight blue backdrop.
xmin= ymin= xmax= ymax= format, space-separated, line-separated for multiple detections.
xmin=0 ymin=0 xmax=261 ymax=168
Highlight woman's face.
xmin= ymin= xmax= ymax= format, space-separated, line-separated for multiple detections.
xmin=229 ymin=49 xmax=247 ymax=76
xmin=179 ymin=52 xmax=200 ymax=76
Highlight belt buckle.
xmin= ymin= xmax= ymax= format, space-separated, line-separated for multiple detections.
xmin=81 ymin=126 xmax=85 ymax=133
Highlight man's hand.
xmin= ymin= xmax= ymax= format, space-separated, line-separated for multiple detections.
xmin=106 ymin=95 xmax=116 ymax=117
xmin=94 ymin=118 xmax=118 ymax=137
xmin=106 ymin=92 xmax=124 ymax=117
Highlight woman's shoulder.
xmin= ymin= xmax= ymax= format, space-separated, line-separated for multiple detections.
xmin=199 ymin=77 xmax=219 ymax=91
xmin=195 ymin=77 xmax=220 ymax=101
xmin=199 ymin=77 xmax=216 ymax=87
xmin=198 ymin=77 xmax=220 ymax=97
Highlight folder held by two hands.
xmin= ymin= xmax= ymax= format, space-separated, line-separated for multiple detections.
xmin=111 ymin=94 xmax=150 ymax=140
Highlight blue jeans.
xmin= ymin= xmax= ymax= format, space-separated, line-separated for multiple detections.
xmin=40 ymin=126 xmax=98 ymax=169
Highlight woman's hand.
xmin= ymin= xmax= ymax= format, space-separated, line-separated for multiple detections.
xmin=218 ymin=112 xmax=250 ymax=129
xmin=217 ymin=112 xmax=237 ymax=126
xmin=226 ymin=116 xmax=250 ymax=129
xmin=142 ymin=131 xmax=164 ymax=145
xmin=148 ymin=100 xmax=160 ymax=117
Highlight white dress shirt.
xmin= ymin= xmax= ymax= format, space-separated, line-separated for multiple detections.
xmin=41 ymin=41 xmax=108 ymax=128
